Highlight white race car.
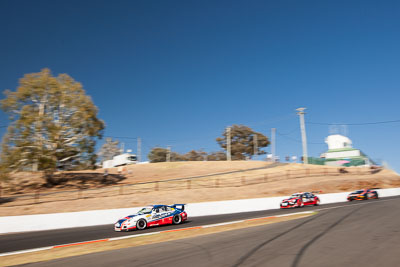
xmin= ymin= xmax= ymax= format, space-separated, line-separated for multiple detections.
xmin=114 ymin=204 xmax=187 ymax=231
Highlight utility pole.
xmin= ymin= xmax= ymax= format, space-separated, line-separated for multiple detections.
xmin=166 ymin=146 xmax=171 ymax=162
xmin=271 ymin=128 xmax=276 ymax=162
xmin=137 ymin=137 xmax=141 ymax=162
xmin=121 ymin=142 xmax=125 ymax=154
xmin=226 ymin=126 xmax=231 ymax=161
xmin=296 ymin=107 xmax=308 ymax=164
xmin=253 ymin=134 xmax=258 ymax=156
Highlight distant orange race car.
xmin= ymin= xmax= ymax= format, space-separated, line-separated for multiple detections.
xmin=347 ymin=189 xmax=379 ymax=201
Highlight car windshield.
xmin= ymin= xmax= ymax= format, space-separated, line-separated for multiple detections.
xmin=291 ymin=194 xmax=302 ymax=197
xmin=351 ymin=190 xmax=364 ymax=194
xmin=137 ymin=207 xmax=152 ymax=215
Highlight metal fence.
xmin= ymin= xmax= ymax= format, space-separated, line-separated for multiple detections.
xmin=0 ymin=166 xmax=378 ymax=208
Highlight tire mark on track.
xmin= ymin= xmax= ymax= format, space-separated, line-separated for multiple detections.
xmin=170 ymin=239 xmax=214 ymax=265
xmin=232 ymin=212 xmax=324 ymax=267
xmin=291 ymin=204 xmax=365 ymax=267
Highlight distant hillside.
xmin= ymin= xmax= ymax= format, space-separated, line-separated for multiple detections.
xmin=1 ymin=161 xmax=399 ymax=216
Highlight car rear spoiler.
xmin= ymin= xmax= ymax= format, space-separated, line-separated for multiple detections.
xmin=172 ymin=204 xmax=186 ymax=211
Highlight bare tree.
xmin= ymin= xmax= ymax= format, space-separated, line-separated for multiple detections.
xmin=98 ymin=138 xmax=120 ymax=163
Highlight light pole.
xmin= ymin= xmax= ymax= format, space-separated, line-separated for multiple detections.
xmin=296 ymin=107 xmax=308 ymax=164
xmin=137 ymin=137 xmax=141 ymax=162
xmin=271 ymin=128 xmax=276 ymax=162
xmin=226 ymin=126 xmax=231 ymax=161
xmin=253 ymin=134 xmax=258 ymax=156
xmin=167 ymin=146 xmax=171 ymax=162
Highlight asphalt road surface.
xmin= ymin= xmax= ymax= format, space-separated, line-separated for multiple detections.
xmin=16 ymin=196 xmax=400 ymax=267
xmin=2 ymin=196 xmax=399 ymax=253
xmin=0 ymin=199 xmax=352 ymax=253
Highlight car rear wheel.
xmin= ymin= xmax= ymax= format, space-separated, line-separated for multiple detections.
xmin=172 ymin=214 xmax=182 ymax=225
xmin=136 ymin=219 xmax=147 ymax=230
xmin=314 ymin=199 xmax=320 ymax=206
xmin=172 ymin=214 xmax=182 ymax=224
xmin=375 ymin=192 xmax=379 ymax=199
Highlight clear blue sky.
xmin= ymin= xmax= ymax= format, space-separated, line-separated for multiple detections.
xmin=0 ymin=0 xmax=399 ymax=172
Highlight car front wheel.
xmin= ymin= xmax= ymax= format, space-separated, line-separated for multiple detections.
xmin=136 ymin=219 xmax=147 ymax=230
xmin=297 ymin=200 xmax=303 ymax=208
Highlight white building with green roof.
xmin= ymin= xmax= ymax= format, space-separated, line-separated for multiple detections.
xmin=321 ymin=134 xmax=373 ymax=166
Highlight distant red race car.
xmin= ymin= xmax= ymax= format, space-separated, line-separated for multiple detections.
xmin=347 ymin=189 xmax=379 ymax=201
xmin=280 ymin=192 xmax=320 ymax=209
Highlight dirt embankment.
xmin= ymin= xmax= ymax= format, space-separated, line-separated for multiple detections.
xmin=2 ymin=161 xmax=269 ymax=194
xmin=0 ymin=161 xmax=399 ymax=216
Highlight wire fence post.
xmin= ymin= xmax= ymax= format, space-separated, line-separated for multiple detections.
xmin=324 ymin=168 xmax=327 ymax=175
xmin=241 ymin=176 xmax=246 ymax=186
xmin=286 ymin=170 xmax=290 ymax=179
xmin=187 ymin=179 xmax=191 ymax=190
xmin=215 ymin=178 xmax=219 ymax=188
xmin=119 ymin=185 xmax=124 ymax=195
xmin=78 ymin=189 xmax=82 ymax=199
xmin=263 ymin=174 xmax=268 ymax=183
xmin=35 ymin=190 xmax=40 ymax=204
xmin=306 ymin=168 xmax=310 ymax=176
xmin=155 ymin=181 xmax=159 ymax=191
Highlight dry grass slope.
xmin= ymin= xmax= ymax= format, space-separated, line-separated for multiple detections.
xmin=0 ymin=161 xmax=399 ymax=216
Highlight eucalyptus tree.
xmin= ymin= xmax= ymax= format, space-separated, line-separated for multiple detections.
xmin=216 ymin=124 xmax=269 ymax=160
xmin=0 ymin=68 xmax=104 ymax=172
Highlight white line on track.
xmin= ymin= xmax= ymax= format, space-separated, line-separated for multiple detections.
xmin=275 ymin=211 xmax=315 ymax=217
xmin=109 ymin=232 xmax=159 ymax=241
xmin=314 ymin=198 xmax=392 ymax=212
xmin=0 ymin=198 xmax=394 ymax=257
xmin=202 ymin=220 xmax=245 ymax=228
xmin=0 ymin=246 xmax=53 ymax=257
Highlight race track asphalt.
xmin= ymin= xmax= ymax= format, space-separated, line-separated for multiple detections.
xmin=0 ymin=199 xmax=355 ymax=253
xmin=3 ymin=196 xmax=399 ymax=253
xmin=15 ymin=195 xmax=400 ymax=267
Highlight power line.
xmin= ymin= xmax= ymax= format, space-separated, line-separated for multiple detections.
xmin=243 ymin=113 xmax=296 ymax=127
xmin=104 ymin=136 xmax=137 ymax=140
xmin=275 ymin=127 xmax=298 ymax=136
xmin=307 ymin=119 xmax=400 ymax=126
xmin=276 ymin=130 xmax=325 ymax=145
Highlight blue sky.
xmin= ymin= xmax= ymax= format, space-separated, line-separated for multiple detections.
xmin=0 ymin=0 xmax=399 ymax=172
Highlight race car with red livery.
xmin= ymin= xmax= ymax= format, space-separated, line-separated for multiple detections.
xmin=280 ymin=192 xmax=320 ymax=209
xmin=347 ymin=189 xmax=379 ymax=201
xmin=114 ymin=204 xmax=187 ymax=231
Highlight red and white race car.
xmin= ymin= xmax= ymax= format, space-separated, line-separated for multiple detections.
xmin=280 ymin=192 xmax=320 ymax=209
xmin=114 ymin=204 xmax=187 ymax=231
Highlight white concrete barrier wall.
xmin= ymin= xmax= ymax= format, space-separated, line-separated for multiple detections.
xmin=0 ymin=188 xmax=399 ymax=234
